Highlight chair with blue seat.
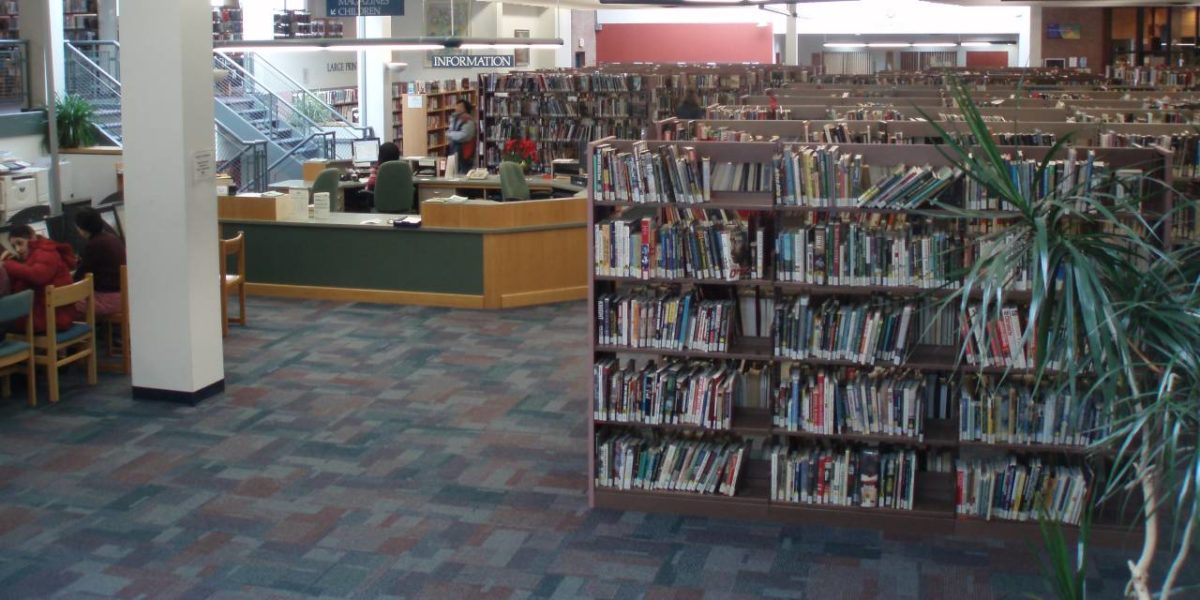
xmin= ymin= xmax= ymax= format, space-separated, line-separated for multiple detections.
xmin=373 ymin=161 xmax=415 ymax=213
xmin=0 ymin=290 xmax=36 ymax=406
xmin=499 ymin=161 xmax=552 ymax=202
xmin=35 ymin=274 xmax=97 ymax=403
xmin=312 ymin=168 xmax=341 ymax=210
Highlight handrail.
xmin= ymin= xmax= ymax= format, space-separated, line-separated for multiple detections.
xmin=0 ymin=40 xmax=31 ymax=111
xmin=264 ymin=131 xmax=336 ymax=174
xmin=216 ymin=121 xmax=270 ymax=193
xmin=64 ymin=43 xmax=121 ymax=94
xmin=213 ymin=53 xmax=324 ymax=135
xmin=65 ymin=40 xmax=121 ymax=82
xmin=241 ymin=51 xmax=372 ymax=138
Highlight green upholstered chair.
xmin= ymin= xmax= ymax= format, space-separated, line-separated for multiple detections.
xmin=499 ymin=162 xmax=554 ymax=202
xmin=373 ymin=161 xmax=415 ymax=213
xmin=0 ymin=290 xmax=35 ymax=406
xmin=311 ymin=168 xmax=341 ymax=208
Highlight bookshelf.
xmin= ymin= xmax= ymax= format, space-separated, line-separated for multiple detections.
xmin=314 ymin=86 xmax=358 ymax=124
xmin=587 ymin=137 xmax=1170 ymax=543
xmin=63 ymin=0 xmax=98 ymax=43
xmin=0 ymin=1 xmax=16 ymax=41
xmin=390 ymin=79 xmax=477 ymax=157
xmin=274 ymin=10 xmax=343 ymax=39
xmin=212 ymin=5 xmax=243 ymax=42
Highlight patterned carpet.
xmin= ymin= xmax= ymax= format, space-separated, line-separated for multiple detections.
xmin=0 ymin=298 xmax=1168 ymax=599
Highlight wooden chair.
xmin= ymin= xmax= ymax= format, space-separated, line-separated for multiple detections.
xmin=97 ymin=265 xmax=130 ymax=374
xmin=36 ymin=275 xmax=97 ymax=403
xmin=0 ymin=290 xmax=36 ymax=406
xmin=220 ymin=231 xmax=246 ymax=337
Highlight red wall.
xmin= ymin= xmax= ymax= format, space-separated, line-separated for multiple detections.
xmin=966 ymin=51 xmax=1009 ymax=68
xmin=596 ymin=24 xmax=773 ymax=64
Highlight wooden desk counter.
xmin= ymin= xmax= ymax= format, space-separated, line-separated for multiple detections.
xmin=219 ymin=197 xmax=587 ymax=310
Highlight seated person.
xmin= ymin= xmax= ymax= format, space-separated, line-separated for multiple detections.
xmin=2 ymin=225 xmax=78 ymax=333
xmin=72 ymin=207 xmax=126 ymax=317
xmin=347 ymin=142 xmax=401 ymax=212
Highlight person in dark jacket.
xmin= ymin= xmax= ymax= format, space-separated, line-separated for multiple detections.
xmin=73 ymin=207 xmax=126 ymax=316
xmin=366 ymin=142 xmax=402 ymax=191
xmin=675 ymin=90 xmax=705 ymax=120
xmin=2 ymin=224 xmax=78 ymax=333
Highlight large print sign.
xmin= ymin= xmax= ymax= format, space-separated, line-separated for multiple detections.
xmin=327 ymin=0 xmax=404 ymax=17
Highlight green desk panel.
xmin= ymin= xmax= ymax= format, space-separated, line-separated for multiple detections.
xmin=221 ymin=222 xmax=484 ymax=295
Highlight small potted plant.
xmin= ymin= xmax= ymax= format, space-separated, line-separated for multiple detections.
xmin=501 ymin=138 xmax=538 ymax=173
xmin=54 ymin=94 xmax=96 ymax=149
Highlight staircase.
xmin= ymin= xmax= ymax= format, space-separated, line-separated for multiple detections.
xmin=63 ymin=42 xmax=123 ymax=145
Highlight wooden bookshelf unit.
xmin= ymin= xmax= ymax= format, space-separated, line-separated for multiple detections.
xmin=391 ymin=80 xmax=478 ymax=158
xmin=586 ymin=137 xmax=1171 ymax=545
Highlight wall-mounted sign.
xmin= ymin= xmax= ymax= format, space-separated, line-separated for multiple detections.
xmin=1046 ymin=24 xmax=1081 ymax=40
xmin=327 ymin=61 xmax=357 ymax=73
xmin=431 ymin=55 xmax=515 ymax=69
xmin=327 ymin=0 xmax=404 ymax=17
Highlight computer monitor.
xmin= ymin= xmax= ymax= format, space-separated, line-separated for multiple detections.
xmin=97 ymin=205 xmax=123 ymax=239
xmin=352 ymin=139 xmax=380 ymax=167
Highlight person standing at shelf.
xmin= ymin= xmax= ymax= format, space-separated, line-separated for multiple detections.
xmin=72 ymin=207 xmax=126 ymax=317
xmin=446 ymin=99 xmax=477 ymax=175
xmin=1 ymin=225 xmax=77 ymax=333
xmin=766 ymin=88 xmax=780 ymax=118
xmin=675 ymin=90 xmax=705 ymax=120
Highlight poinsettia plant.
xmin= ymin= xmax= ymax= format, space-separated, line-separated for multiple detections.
xmin=502 ymin=138 xmax=538 ymax=170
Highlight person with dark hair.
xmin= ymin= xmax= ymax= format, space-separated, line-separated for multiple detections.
xmin=73 ymin=207 xmax=126 ymax=317
xmin=1 ymin=224 xmax=77 ymax=333
xmin=446 ymin=99 xmax=477 ymax=174
xmin=366 ymin=141 xmax=401 ymax=192
xmin=675 ymin=90 xmax=705 ymax=120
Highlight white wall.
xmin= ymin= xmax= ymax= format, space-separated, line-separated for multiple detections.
xmin=255 ymin=51 xmax=360 ymax=90
xmin=63 ymin=152 xmax=121 ymax=204
xmin=0 ymin=135 xmax=45 ymax=163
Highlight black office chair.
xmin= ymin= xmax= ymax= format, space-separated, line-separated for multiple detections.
xmin=99 ymin=191 xmax=124 ymax=205
xmin=7 ymin=205 xmax=50 ymax=226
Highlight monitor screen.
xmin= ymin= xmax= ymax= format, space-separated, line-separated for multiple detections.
xmin=99 ymin=207 xmax=123 ymax=238
xmin=352 ymin=139 xmax=380 ymax=164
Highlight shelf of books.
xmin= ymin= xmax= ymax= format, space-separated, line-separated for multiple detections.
xmin=587 ymin=137 xmax=1171 ymax=543
xmin=274 ymin=10 xmax=343 ymax=39
xmin=212 ymin=5 xmax=243 ymax=42
xmin=314 ymin=86 xmax=358 ymax=124
xmin=0 ymin=1 xmax=17 ymax=41
xmin=63 ymin=0 xmax=98 ymax=43
xmin=390 ymin=79 xmax=477 ymax=157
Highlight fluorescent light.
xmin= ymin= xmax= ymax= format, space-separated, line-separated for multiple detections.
xmin=824 ymin=43 xmax=866 ymax=48
xmin=867 ymin=43 xmax=911 ymax=48
xmin=960 ymin=42 xmax=993 ymax=47
xmin=459 ymin=43 xmax=563 ymax=49
xmin=912 ymin=42 xmax=956 ymax=48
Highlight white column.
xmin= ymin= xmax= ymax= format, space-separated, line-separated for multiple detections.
xmin=785 ymin=8 xmax=798 ymax=66
xmin=1024 ymin=6 xmax=1041 ymax=68
xmin=359 ymin=16 xmax=392 ymax=143
xmin=98 ymin=0 xmax=118 ymax=41
xmin=242 ymin=0 xmax=275 ymax=41
xmin=121 ymin=0 xmax=225 ymax=402
xmin=22 ymin=0 xmax=65 ymax=107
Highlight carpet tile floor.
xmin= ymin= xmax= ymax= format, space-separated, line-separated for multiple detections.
xmin=0 ymin=298 xmax=1182 ymax=599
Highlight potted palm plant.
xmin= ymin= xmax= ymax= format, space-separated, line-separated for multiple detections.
xmin=920 ymin=82 xmax=1199 ymax=600
xmin=54 ymin=93 xmax=97 ymax=149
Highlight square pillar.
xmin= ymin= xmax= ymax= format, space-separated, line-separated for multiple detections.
xmin=120 ymin=0 xmax=225 ymax=403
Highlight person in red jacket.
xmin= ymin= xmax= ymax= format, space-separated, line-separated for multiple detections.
xmin=2 ymin=224 xmax=78 ymax=333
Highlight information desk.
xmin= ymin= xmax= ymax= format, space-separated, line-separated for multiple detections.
xmin=218 ymin=196 xmax=587 ymax=309
xmin=414 ymin=175 xmax=581 ymax=202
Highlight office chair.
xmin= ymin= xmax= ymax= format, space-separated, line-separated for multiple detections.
xmin=499 ymin=162 xmax=552 ymax=201
xmin=99 ymin=191 xmax=123 ymax=205
xmin=312 ymin=168 xmax=341 ymax=210
xmin=373 ymin=161 xmax=415 ymax=214
xmin=7 ymin=205 xmax=50 ymax=226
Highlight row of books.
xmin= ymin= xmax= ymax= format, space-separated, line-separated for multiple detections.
xmin=961 ymin=305 xmax=1035 ymax=370
xmin=487 ymin=118 xmax=642 ymax=145
xmin=63 ymin=0 xmax=94 ymax=13
xmin=313 ymin=88 xmax=357 ymax=106
xmin=772 ymin=296 xmax=916 ymax=365
xmin=64 ymin=14 xmax=97 ymax=30
xmin=1099 ymin=132 xmax=1199 ymax=178
xmin=593 ymin=358 xmax=738 ymax=428
xmin=773 ymin=366 xmax=928 ymax=438
xmin=392 ymin=79 xmax=472 ymax=96
xmin=481 ymin=72 xmax=645 ymax=93
xmin=596 ymin=290 xmax=735 ymax=353
xmin=775 ymin=220 xmax=963 ymax=289
xmin=594 ymin=432 xmax=747 ymax=496
xmin=955 ymin=458 xmax=1089 ymax=524
xmin=212 ymin=7 xmax=242 ymax=40
xmin=708 ymin=106 xmax=789 ymax=121
xmin=770 ymin=444 xmax=918 ymax=509
xmin=959 ymin=380 xmax=1110 ymax=447
xmin=592 ymin=142 xmax=708 ymax=205
xmin=593 ymin=210 xmax=763 ymax=281
xmin=776 ymin=146 xmax=960 ymax=208
xmin=1078 ymin=111 xmax=1194 ymax=125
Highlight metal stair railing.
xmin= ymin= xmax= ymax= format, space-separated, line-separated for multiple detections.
xmin=251 ymin=131 xmax=336 ymax=192
xmin=63 ymin=42 xmax=123 ymax=145
xmin=66 ymin=40 xmax=120 ymax=82
xmin=240 ymin=51 xmax=374 ymax=159
xmin=213 ymin=52 xmax=327 ymax=153
xmin=216 ymin=122 xmax=269 ymax=194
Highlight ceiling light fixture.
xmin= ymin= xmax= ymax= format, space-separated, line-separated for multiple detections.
xmin=213 ymin=37 xmax=564 ymax=53
xmin=959 ymin=42 xmax=994 ymax=48
xmin=867 ymin=43 xmax=911 ymax=48
xmin=912 ymin=42 xmax=956 ymax=48
xmin=824 ymin=43 xmax=867 ymax=48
